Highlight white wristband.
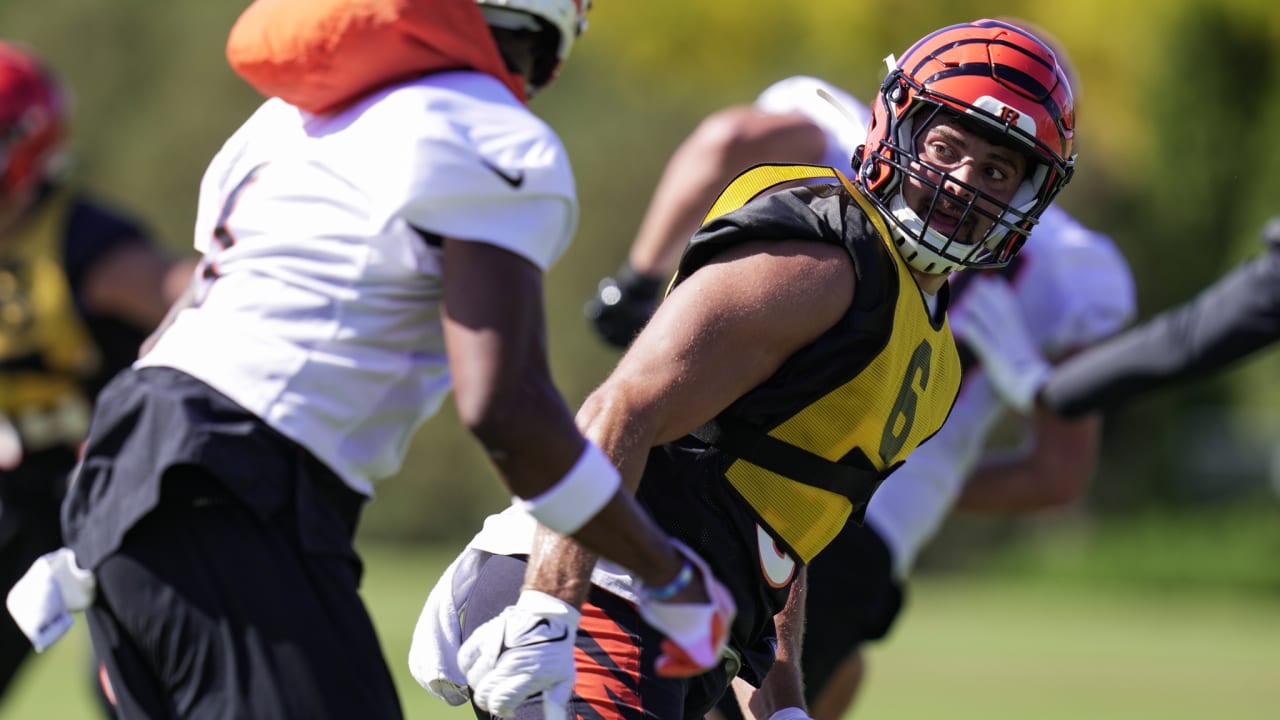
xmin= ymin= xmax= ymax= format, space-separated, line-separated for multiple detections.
xmin=514 ymin=441 xmax=621 ymax=535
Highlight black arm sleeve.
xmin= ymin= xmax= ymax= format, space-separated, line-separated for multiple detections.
xmin=1041 ymin=243 xmax=1280 ymax=416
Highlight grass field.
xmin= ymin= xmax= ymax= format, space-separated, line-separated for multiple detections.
xmin=3 ymin=542 xmax=1278 ymax=719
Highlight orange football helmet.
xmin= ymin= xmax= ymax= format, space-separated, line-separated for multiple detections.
xmin=856 ymin=19 xmax=1075 ymax=273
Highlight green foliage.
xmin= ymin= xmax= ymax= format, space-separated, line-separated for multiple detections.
xmin=5 ymin=0 xmax=1280 ymax=540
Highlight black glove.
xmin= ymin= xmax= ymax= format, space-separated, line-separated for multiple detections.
xmin=584 ymin=263 xmax=665 ymax=349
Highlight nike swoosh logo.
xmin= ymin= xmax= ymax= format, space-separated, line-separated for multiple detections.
xmin=499 ymin=618 xmax=569 ymax=654
xmin=757 ymin=524 xmax=796 ymax=588
xmin=481 ymin=158 xmax=525 ymax=189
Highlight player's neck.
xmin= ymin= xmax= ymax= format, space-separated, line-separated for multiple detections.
xmin=909 ymin=267 xmax=947 ymax=295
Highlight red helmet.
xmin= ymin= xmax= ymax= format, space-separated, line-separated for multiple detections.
xmin=0 ymin=42 xmax=68 ymax=200
xmin=855 ymin=19 xmax=1075 ymax=273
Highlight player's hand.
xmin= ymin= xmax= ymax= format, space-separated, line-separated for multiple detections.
xmin=951 ymin=275 xmax=1050 ymax=413
xmin=583 ymin=263 xmax=664 ymax=349
xmin=636 ymin=540 xmax=736 ymax=678
xmin=458 ymin=590 xmax=579 ymax=720
xmin=408 ymin=548 xmax=485 ymax=706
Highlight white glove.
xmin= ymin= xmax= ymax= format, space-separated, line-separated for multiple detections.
xmin=6 ymin=547 xmax=95 ymax=652
xmin=408 ymin=547 xmax=486 ymax=706
xmin=458 ymin=589 xmax=580 ymax=720
xmin=636 ymin=540 xmax=736 ymax=678
xmin=951 ymin=275 xmax=1050 ymax=413
xmin=768 ymin=709 xmax=815 ymax=720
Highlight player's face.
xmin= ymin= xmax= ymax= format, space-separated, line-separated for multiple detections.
xmin=901 ymin=114 xmax=1029 ymax=246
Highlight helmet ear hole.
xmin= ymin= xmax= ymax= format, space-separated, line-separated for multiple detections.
xmin=860 ymin=158 xmax=877 ymax=183
xmin=880 ymin=71 xmax=910 ymax=106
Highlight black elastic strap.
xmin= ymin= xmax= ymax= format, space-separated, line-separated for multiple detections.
xmin=691 ymin=417 xmax=884 ymax=507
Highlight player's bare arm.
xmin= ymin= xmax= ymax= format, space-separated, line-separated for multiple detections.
xmin=954 ymin=408 xmax=1101 ymax=512
xmin=628 ymin=110 xmax=828 ymax=277
xmin=588 ymin=111 xmax=833 ymax=349
xmin=593 ymin=238 xmax=857 ymax=446
xmin=81 ymin=242 xmax=197 ymax=329
xmin=441 ymin=237 xmax=586 ymax=495
xmin=136 ymin=258 xmax=202 ymax=359
xmin=527 ymin=238 xmax=856 ymax=604
xmin=746 ymin=566 xmax=810 ymax=718
xmin=443 ymin=237 xmax=687 ymax=605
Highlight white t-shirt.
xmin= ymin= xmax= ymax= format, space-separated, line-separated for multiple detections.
xmin=139 ymin=71 xmax=578 ymax=495
xmin=753 ymin=75 xmax=871 ymax=172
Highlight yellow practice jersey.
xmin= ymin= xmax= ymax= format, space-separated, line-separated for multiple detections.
xmin=0 ymin=190 xmax=99 ymax=410
xmin=670 ymin=164 xmax=961 ymax=563
xmin=0 ymin=188 xmax=151 ymax=453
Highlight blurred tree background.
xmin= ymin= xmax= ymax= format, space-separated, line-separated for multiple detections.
xmin=3 ymin=0 xmax=1278 ymax=579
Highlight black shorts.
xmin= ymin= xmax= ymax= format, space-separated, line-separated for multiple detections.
xmin=714 ymin=521 xmax=903 ymax=719
xmin=800 ymin=520 xmax=904 ymax=698
xmin=64 ymin=367 xmax=401 ymax=719
xmin=462 ymin=554 xmax=735 ymax=720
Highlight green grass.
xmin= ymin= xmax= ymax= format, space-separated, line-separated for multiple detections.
xmin=855 ymin=576 xmax=1280 ymax=720
xmin=3 ymin=542 xmax=1278 ymax=719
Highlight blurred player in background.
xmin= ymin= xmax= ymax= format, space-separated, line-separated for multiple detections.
xmin=43 ymin=1 xmax=729 ymax=717
xmin=415 ymin=18 xmax=1077 ymax=720
xmin=583 ymin=21 xmax=1134 ymax=720
xmin=0 ymin=40 xmax=192 ymax=708
xmin=961 ymin=215 xmax=1280 ymax=418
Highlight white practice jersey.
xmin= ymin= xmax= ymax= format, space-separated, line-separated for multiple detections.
xmin=753 ymin=75 xmax=871 ymax=172
xmin=138 ymin=71 xmax=578 ymax=495
xmin=868 ymin=203 xmax=1136 ymax=578
xmin=757 ymin=75 xmax=1137 ymax=579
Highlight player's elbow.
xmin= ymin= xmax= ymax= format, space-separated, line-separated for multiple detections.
xmin=684 ymin=107 xmax=781 ymax=176
xmin=1039 ymin=472 xmax=1089 ymax=508
xmin=1026 ymin=414 xmax=1102 ymax=509
xmin=1034 ymin=457 xmax=1097 ymax=509
xmin=454 ymin=381 xmax=561 ymax=453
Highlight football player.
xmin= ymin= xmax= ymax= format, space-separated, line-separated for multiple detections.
xmin=580 ymin=19 xmax=1135 ymax=720
xmin=414 ymin=18 xmax=1077 ymax=720
xmin=961 ymin=216 xmax=1280 ymax=418
xmin=41 ymin=1 xmax=728 ymax=718
xmin=0 ymin=40 xmax=193 ymax=708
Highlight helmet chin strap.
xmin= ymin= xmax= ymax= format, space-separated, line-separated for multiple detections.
xmin=887 ymin=191 xmax=971 ymax=275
